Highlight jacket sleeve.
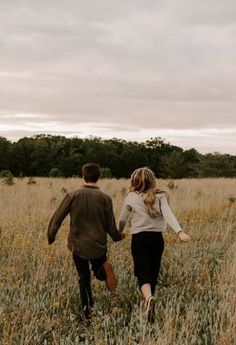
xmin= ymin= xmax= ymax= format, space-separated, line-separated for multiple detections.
xmin=160 ymin=195 xmax=182 ymax=233
xmin=104 ymin=197 xmax=123 ymax=242
xmin=119 ymin=202 xmax=132 ymax=233
xmin=47 ymin=193 xmax=74 ymax=244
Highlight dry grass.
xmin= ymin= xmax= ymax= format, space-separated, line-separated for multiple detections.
xmin=0 ymin=178 xmax=236 ymax=345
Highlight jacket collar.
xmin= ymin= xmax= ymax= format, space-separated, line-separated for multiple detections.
xmin=82 ymin=184 xmax=99 ymax=189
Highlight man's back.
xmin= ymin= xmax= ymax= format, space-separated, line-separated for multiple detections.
xmin=69 ymin=185 xmax=113 ymax=259
xmin=48 ymin=184 xmax=121 ymax=259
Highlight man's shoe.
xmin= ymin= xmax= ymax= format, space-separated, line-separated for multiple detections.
xmin=102 ymin=261 xmax=117 ymax=291
xmin=145 ymin=296 xmax=156 ymax=323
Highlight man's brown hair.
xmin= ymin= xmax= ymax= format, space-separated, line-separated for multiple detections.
xmin=82 ymin=163 xmax=101 ymax=183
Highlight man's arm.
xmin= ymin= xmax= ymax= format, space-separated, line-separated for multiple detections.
xmin=105 ymin=197 xmax=123 ymax=242
xmin=47 ymin=193 xmax=73 ymax=244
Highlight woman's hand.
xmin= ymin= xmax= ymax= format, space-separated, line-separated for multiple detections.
xmin=178 ymin=230 xmax=191 ymax=242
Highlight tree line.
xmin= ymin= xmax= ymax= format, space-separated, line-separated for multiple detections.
xmin=0 ymin=135 xmax=236 ymax=178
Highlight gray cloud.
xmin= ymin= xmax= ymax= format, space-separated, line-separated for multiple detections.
xmin=0 ymin=0 xmax=236 ymax=153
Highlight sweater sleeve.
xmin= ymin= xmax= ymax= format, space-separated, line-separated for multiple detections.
xmin=104 ymin=197 xmax=123 ymax=242
xmin=119 ymin=197 xmax=132 ymax=233
xmin=160 ymin=196 xmax=182 ymax=233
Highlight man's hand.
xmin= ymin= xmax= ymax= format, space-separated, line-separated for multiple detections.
xmin=178 ymin=230 xmax=191 ymax=242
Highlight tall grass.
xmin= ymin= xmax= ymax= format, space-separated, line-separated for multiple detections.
xmin=0 ymin=178 xmax=236 ymax=345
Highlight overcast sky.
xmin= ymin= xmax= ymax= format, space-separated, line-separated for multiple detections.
xmin=0 ymin=0 xmax=236 ymax=154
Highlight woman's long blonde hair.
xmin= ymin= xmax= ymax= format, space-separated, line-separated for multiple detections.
xmin=129 ymin=167 xmax=167 ymax=217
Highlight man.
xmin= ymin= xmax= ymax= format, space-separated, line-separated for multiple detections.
xmin=47 ymin=163 xmax=123 ymax=319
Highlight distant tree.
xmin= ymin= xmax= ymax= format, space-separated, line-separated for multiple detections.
xmin=182 ymin=149 xmax=201 ymax=177
xmin=144 ymin=137 xmax=181 ymax=177
xmin=49 ymin=168 xmax=62 ymax=177
xmin=0 ymin=170 xmax=14 ymax=185
xmin=119 ymin=142 xmax=149 ymax=177
xmin=0 ymin=135 xmax=235 ymax=178
xmin=200 ymin=153 xmax=236 ymax=177
xmin=0 ymin=170 xmax=13 ymax=178
xmin=10 ymin=137 xmax=34 ymax=176
xmin=101 ymin=167 xmax=112 ymax=178
xmin=0 ymin=137 xmax=11 ymax=171
xmin=159 ymin=150 xmax=185 ymax=178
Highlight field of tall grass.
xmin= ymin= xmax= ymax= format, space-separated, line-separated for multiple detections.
xmin=0 ymin=178 xmax=236 ymax=345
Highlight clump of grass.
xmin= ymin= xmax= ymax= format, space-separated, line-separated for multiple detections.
xmin=120 ymin=187 xmax=127 ymax=196
xmin=227 ymin=194 xmax=236 ymax=204
xmin=50 ymin=196 xmax=57 ymax=204
xmin=61 ymin=187 xmax=68 ymax=194
xmin=167 ymin=180 xmax=179 ymax=190
xmin=0 ymin=170 xmax=15 ymax=185
xmin=49 ymin=168 xmax=62 ymax=178
xmin=195 ymin=190 xmax=203 ymax=199
xmin=27 ymin=177 xmax=37 ymax=185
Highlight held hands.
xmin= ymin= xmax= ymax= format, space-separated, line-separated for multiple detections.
xmin=121 ymin=233 xmax=126 ymax=239
xmin=178 ymin=230 xmax=191 ymax=242
xmin=116 ymin=232 xmax=125 ymax=242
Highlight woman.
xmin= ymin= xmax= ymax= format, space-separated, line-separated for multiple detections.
xmin=119 ymin=167 xmax=190 ymax=323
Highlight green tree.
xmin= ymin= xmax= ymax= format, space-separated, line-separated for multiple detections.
xmin=0 ymin=134 xmax=235 ymax=178
xmin=200 ymin=153 xmax=236 ymax=177
xmin=49 ymin=168 xmax=62 ymax=177
xmin=101 ymin=167 xmax=112 ymax=178
xmin=0 ymin=137 xmax=11 ymax=171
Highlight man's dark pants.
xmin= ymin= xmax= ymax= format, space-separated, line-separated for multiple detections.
xmin=73 ymin=253 xmax=107 ymax=318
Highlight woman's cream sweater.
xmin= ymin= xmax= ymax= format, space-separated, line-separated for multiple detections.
xmin=119 ymin=192 xmax=182 ymax=234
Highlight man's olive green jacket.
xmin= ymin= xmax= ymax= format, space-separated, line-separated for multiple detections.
xmin=47 ymin=185 xmax=122 ymax=259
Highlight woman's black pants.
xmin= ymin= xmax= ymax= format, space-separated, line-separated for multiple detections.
xmin=73 ymin=253 xmax=107 ymax=318
xmin=131 ymin=231 xmax=164 ymax=295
